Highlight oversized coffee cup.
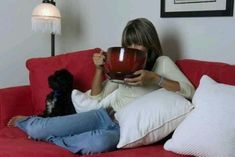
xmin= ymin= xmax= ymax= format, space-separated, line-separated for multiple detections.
xmin=104 ymin=47 xmax=147 ymax=82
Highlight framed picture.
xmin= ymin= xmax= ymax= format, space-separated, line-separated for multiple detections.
xmin=161 ymin=0 xmax=234 ymax=17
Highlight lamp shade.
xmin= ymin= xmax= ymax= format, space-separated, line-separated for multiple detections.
xmin=32 ymin=3 xmax=61 ymax=34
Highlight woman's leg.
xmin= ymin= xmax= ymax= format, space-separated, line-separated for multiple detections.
xmin=15 ymin=108 xmax=114 ymax=140
xmin=47 ymin=124 xmax=120 ymax=155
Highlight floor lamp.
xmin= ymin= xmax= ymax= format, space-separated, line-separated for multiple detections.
xmin=32 ymin=0 xmax=61 ymax=56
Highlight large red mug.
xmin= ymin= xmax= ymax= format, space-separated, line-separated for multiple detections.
xmin=104 ymin=47 xmax=147 ymax=82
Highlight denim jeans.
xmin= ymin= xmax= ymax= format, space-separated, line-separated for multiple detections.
xmin=16 ymin=108 xmax=120 ymax=155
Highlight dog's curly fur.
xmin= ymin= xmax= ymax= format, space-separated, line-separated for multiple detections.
xmin=40 ymin=69 xmax=76 ymax=117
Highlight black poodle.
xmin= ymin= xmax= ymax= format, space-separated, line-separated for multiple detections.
xmin=40 ymin=69 xmax=76 ymax=117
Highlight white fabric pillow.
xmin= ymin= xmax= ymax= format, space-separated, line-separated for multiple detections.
xmin=164 ymin=75 xmax=235 ymax=157
xmin=115 ymin=88 xmax=193 ymax=148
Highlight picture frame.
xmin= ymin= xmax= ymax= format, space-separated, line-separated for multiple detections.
xmin=161 ymin=0 xmax=234 ymax=17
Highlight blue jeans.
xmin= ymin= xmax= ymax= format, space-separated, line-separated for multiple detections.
xmin=16 ymin=108 xmax=120 ymax=155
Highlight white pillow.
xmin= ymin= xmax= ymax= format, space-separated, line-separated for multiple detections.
xmin=164 ymin=75 xmax=235 ymax=157
xmin=115 ymin=88 xmax=193 ymax=148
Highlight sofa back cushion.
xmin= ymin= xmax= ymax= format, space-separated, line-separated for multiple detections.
xmin=176 ymin=59 xmax=235 ymax=88
xmin=26 ymin=48 xmax=100 ymax=114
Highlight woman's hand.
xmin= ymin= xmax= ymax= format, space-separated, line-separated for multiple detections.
xmin=93 ymin=50 xmax=106 ymax=70
xmin=91 ymin=50 xmax=106 ymax=96
xmin=124 ymin=70 xmax=159 ymax=86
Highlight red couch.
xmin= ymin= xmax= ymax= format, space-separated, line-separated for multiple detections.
xmin=0 ymin=48 xmax=235 ymax=157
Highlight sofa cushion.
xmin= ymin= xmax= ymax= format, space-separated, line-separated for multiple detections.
xmin=164 ymin=75 xmax=235 ymax=157
xmin=0 ymin=86 xmax=33 ymax=128
xmin=26 ymin=48 xmax=100 ymax=114
xmin=0 ymin=127 xmax=77 ymax=157
xmin=176 ymin=59 xmax=235 ymax=88
xmin=0 ymin=127 xmax=183 ymax=157
xmin=115 ymin=88 xmax=193 ymax=148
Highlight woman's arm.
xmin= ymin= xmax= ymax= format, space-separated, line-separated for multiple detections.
xmin=151 ymin=72 xmax=181 ymax=92
xmin=91 ymin=68 xmax=104 ymax=96
xmin=91 ymin=51 xmax=106 ymax=96
xmin=124 ymin=70 xmax=180 ymax=92
xmin=89 ymin=51 xmax=118 ymax=99
xmin=124 ymin=56 xmax=195 ymax=99
xmin=154 ymin=56 xmax=195 ymax=99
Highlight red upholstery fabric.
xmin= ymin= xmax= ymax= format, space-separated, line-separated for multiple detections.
xmin=82 ymin=143 xmax=185 ymax=157
xmin=0 ymin=86 xmax=33 ymax=128
xmin=0 ymin=127 xmax=183 ymax=157
xmin=1 ymin=53 xmax=234 ymax=157
xmin=176 ymin=59 xmax=235 ymax=88
xmin=26 ymin=48 xmax=100 ymax=115
xmin=0 ymin=127 xmax=77 ymax=157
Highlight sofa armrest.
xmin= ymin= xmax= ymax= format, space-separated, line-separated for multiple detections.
xmin=0 ymin=85 xmax=34 ymax=128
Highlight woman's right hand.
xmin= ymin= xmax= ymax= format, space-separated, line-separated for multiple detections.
xmin=93 ymin=50 xmax=106 ymax=70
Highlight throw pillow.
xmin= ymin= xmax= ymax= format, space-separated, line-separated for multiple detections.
xmin=115 ymin=88 xmax=194 ymax=148
xmin=26 ymin=48 xmax=100 ymax=114
xmin=164 ymin=75 xmax=235 ymax=157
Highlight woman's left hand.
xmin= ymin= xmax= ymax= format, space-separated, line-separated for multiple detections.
xmin=124 ymin=70 xmax=158 ymax=86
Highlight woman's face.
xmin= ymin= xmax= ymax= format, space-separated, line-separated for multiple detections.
xmin=128 ymin=44 xmax=148 ymax=53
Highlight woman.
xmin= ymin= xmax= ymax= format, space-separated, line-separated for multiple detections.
xmin=8 ymin=18 xmax=195 ymax=155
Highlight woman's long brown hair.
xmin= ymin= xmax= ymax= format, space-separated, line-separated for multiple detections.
xmin=121 ymin=18 xmax=162 ymax=70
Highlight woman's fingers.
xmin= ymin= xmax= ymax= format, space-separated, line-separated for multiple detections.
xmin=93 ymin=51 xmax=106 ymax=68
xmin=124 ymin=70 xmax=155 ymax=86
xmin=124 ymin=72 xmax=143 ymax=85
xmin=133 ymin=70 xmax=143 ymax=75
xmin=125 ymin=81 xmax=141 ymax=86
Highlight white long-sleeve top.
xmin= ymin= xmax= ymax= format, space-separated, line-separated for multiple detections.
xmin=72 ymin=56 xmax=195 ymax=113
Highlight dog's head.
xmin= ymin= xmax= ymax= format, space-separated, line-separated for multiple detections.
xmin=48 ymin=69 xmax=74 ymax=92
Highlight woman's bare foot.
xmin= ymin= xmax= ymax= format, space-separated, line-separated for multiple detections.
xmin=7 ymin=116 xmax=27 ymax=127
